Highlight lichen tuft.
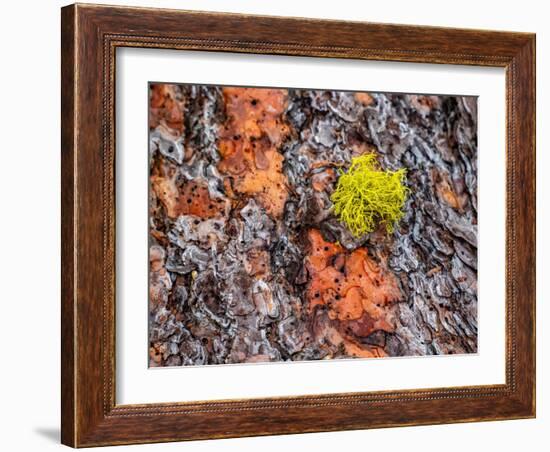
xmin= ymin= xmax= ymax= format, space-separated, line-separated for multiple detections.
xmin=330 ymin=154 xmax=408 ymax=237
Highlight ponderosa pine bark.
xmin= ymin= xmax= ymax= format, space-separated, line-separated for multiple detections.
xmin=149 ymin=84 xmax=478 ymax=366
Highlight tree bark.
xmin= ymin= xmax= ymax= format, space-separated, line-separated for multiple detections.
xmin=148 ymin=84 xmax=478 ymax=366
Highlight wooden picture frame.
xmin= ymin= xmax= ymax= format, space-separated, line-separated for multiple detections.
xmin=61 ymin=3 xmax=535 ymax=447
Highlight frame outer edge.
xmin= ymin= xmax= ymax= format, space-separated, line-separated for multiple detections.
xmin=61 ymin=3 xmax=77 ymax=448
xmin=60 ymin=3 xmax=536 ymax=446
xmin=531 ymin=35 xmax=536 ymax=417
xmin=515 ymin=35 xmax=536 ymax=416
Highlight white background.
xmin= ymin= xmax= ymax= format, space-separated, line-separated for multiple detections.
xmin=118 ymin=49 xmax=505 ymax=404
xmin=0 ymin=0 xmax=546 ymax=451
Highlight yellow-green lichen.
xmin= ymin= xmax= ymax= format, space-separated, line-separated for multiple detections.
xmin=330 ymin=154 xmax=408 ymax=237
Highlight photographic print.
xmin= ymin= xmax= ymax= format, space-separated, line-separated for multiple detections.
xmin=61 ymin=6 xmax=536 ymax=444
xmin=148 ymin=84 xmax=478 ymax=367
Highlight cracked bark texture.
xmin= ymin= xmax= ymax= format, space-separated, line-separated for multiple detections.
xmin=148 ymin=83 xmax=478 ymax=367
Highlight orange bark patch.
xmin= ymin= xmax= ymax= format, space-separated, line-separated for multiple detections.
xmin=152 ymin=171 xmax=227 ymax=220
xmin=311 ymin=168 xmax=336 ymax=192
xmin=218 ymin=87 xmax=290 ymax=218
xmin=409 ymin=95 xmax=442 ymax=116
xmin=175 ymin=181 xmax=227 ymax=219
xmin=345 ymin=340 xmax=386 ymax=358
xmin=149 ymin=245 xmax=171 ymax=310
xmin=149 ymin=84 xmax=185 ymax=135
xmin=151 ymin=174 xmax=180 ymax=219
xmin=313 ymin=317 xmax=386 ymax=359
xmin=244 ymin=249 xmax=271 ymax=278
xmin=434 ymin=169 xmax=468 ymax=211
xmin=354 ymin=92 xmax=374 ymax=106
xmin=305 ymin=229 xmax=403 ymax=337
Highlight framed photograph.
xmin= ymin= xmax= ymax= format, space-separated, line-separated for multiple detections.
xmin=61 ymin=3 xmax=536 ymax=447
